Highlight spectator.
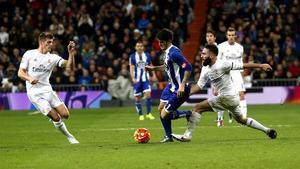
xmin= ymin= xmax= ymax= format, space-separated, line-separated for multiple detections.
xmin=199 ymin=0 xmax=300 ymax=84
xmin=0 ymin=26 xmax=9 ymax=45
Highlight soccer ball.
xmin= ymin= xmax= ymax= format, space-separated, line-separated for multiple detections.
xmin=133 ymin=128 xmax=150 ymax=143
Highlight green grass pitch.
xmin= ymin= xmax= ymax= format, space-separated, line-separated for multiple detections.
xmin=0 ymin=104 xmax=300 ymax=169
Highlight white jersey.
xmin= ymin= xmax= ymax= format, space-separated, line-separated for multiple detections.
xmin=197 ymin=60 xmax=243 ymax=96
xmin=19 ymin=49 xmax=65 ymax=95
xmin=217 ymin=41 xmax=244 ymax=75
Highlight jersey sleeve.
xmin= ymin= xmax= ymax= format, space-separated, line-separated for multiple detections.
xmin=53 ymin=54 xmax=64 ymax=67
xmin=239 ymin=46 xmax=244 ymax=64
xmin=197 ymin=67 xmax=208 ymax=88
xmin=129 ymin=54 xmax=135 ymax=65
xmin=221 ymin=61 xmax=243 ymax=72
xmin=238 ymin=45 xmax=244 ymax=72
xmin=171 ymin=50 xmax=192 ymax=71
xmin=19 ymin=51 xmax=30 ymax=69
xmin=146 ymin=53 xmax=151 ymax=65
xmin=217 ymin=44 xmax=224 ymax=60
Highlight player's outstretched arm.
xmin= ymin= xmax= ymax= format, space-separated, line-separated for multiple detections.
xmin=145 ymin=65 xmax=165 ymax=72
xmin=190 ymin=84 xmax=201 ymax=95
xmin=17 ymin=68 xmax=38 ymax=84
xmin=243 ymin=63 xmax=272 ymax=71
xmin=61 ymin=41 xmax=76 ymax=72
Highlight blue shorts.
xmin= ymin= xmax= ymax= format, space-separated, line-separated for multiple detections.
xmin=160 ymin=84 xmax=190 ymax=113
xmin=133 ymin=81 xmax=151 ymax=96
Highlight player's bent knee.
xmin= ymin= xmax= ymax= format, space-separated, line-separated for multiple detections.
xmin=48 ymin=113 xmax=60 ymax=122
xmin=236 ymin=116 xmax=246 ymax=124
xmin=161 ymin=114 xmax=167 ymax=119
xmin=60 ymin=113 xmax=69 ymax=119
xmin=160 ymin=110 xmax=168 ymax=119
xmin=55 ymin=104 xmax=70 ymax=119
xmin=59 ymin=109 xmax=70 ymax=119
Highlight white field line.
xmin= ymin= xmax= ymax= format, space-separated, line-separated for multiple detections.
xmin=1 ymin=124 xmax=291 ymax=133
xmin=77 ymin=124 xmax=290 ymax=132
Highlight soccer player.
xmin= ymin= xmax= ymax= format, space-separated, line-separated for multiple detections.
xmin=206 ymin=30 xmax=217 ymax=46
xmin=18 ymin=32 xmax=79 ymax=144
xmin=129 ymin=41 xmax=155 ymax=121
xmin=205 ymin=30 xmax=224 ymax=127
xmin=218 ymin=27 xmax=246 ymax=124
xmin=172 ymin=44 xmax=277 ymax=142
xmin=145 ymin=28 xmax=199 ymax=142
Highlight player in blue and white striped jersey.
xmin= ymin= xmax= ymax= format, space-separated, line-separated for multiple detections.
xmin=129 ymin=41 xmax=155 ymax=121
xmin=146 ymin=28 xmax=199 ymax=142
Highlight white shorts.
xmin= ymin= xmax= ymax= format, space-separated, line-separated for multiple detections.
xmin=230 ymin=71 xmax=245 ymax=92
xmin=208 ymin=94 xmax=242 ymax=117
xmin=28 ymin=91 xmax=64 ymax=116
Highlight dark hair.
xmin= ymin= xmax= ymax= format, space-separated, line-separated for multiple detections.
xmin=135 ymin=40 xmax=143 ymax=45
xmin=39 ymin=32 xmax=54 ymax=42
xmin=227 ymin=27 xmax=236 ymax=32
xmin=205 ymin=44 xmax=218 ymax=56
xmin=156 ymin=28 xmax=173 ymax=41
xmin=206 ymin=30 xmax=216 ymax=36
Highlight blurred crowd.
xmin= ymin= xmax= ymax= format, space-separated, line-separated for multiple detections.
xmin=1 ymin=0 xmax=299 ymax=95
xmin=194 ymin=0 xmax=300 ymax=87
xmin=0 ymin=0 xmax=194 ymax=93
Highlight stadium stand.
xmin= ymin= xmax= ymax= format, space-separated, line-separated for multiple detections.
xmin=0 ymin=0 xmax=195 ymax=94
xmin=0 ymin=0 xmax=299 ymax=96
xmin=195 ymin=0 xmax=300 ymax=87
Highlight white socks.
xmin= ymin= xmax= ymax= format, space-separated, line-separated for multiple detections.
xmin=217 ymin=111 xmax=224 ymax=120
xmin=185 ymin=112 xmax=201 ymax=138
xmin=52 ymin=119 xmax=74 ymax=138
xmin=246 ymin=117 xmax=268 ymax=133
xmin=240 ymin=100 xmax=247 ymax=118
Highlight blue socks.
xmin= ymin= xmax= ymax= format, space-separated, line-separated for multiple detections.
xmin=135 ymin=101 xmax=143 ymax=115
xmin=160 ymin=110 xmax=192 ymax=138
xmin=160 ymin=115 xmax=172 ymax=138
xmin=145 ymin=98 xmax=151 ymax=114
xmin=172 ymin=110 xmax=192 ymax=119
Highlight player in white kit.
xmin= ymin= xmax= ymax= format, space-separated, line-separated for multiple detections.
xmin=172 ymin=44 xmax=277 ymax=141
xmin=217 ymin=27 xmax=246 ymax=124
xmin=18 ymin=32 xmax=79 ymax=144
xmin=205 ymin=30 xmax=225 ymax=127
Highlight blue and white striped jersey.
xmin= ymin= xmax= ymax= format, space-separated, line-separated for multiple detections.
xmin=163 ymin=45 xmax=192 ymax=92
xmin=129 ymin=52 xmax=151 ymax=82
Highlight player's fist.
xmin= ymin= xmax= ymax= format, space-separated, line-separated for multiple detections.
xmin=261 ymin=64 xmax=272 ymax=71
xmin=132 ymin=78 xmax=137 ymax=84
xmin=177 ymin=84 xmax=185 ymax=98
xmin=29 ymin=78 xmax=38 ymax=85
xmin=145 ymin=65 xmax=154 ymax=71
xmin=67 ymin=41 xmax=76 ymax=54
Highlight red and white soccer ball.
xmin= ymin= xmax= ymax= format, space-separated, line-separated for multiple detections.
xmin=134 ymin=128 xmax=150 ymax=143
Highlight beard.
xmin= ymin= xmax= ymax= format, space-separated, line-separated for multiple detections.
xmin=202 ymin=57 xmax=212 ymax=66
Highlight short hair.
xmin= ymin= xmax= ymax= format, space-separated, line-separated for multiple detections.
xmin=227 ymin=27 xmax=236 ymax=32
xmin=135 ymin=40 xmax=143 ymax=45
xmin=206 ymin=30 xmax=216 ymax=36
xmin=156 ymin=28 xmax=173 ymax=41
xmin=39 ymin=32 xmax=54 ymax=42
xmin=205 ymin=44 xmax=218 ymax=56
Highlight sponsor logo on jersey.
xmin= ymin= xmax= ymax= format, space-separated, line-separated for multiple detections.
xmin=137 ymin=61 xmax=146 ymax=69
xmin=32 ymin=64 xmax=50 ymax=72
